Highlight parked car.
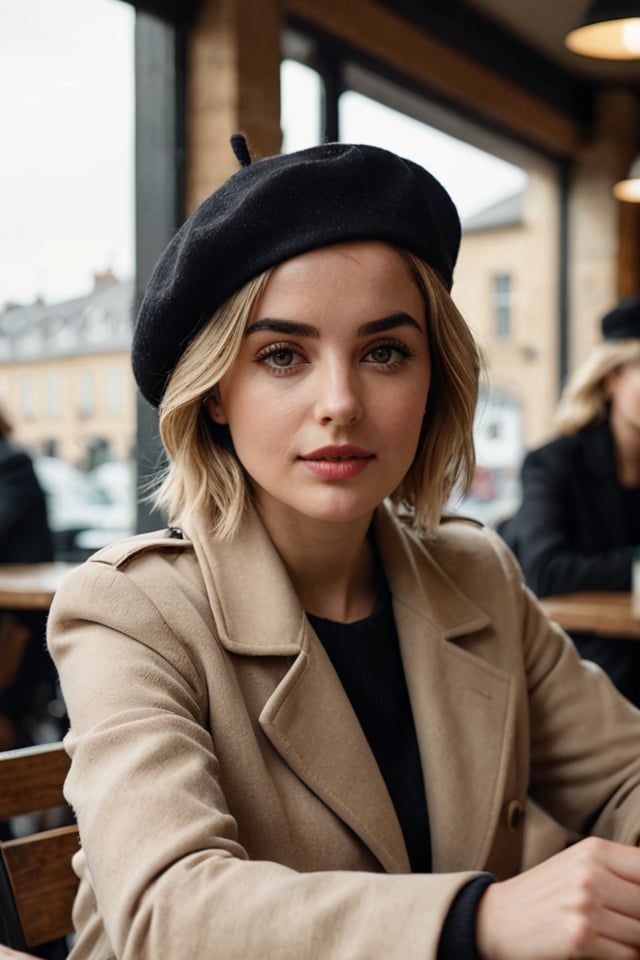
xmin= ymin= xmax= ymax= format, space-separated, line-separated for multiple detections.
xmin=33 ymin=456 xmax=133 ymax=561
xmin=88 ymin=459 xmax=137 ymax=532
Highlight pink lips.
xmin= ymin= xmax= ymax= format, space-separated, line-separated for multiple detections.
xmin=299 ymin=445 xmax=375 ymax=480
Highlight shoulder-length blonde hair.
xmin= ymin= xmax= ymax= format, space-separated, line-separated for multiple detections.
xmin=552 ymin=339 xmax=640 ymax=436
xmin=155 ymin=247 xmax=481 ymax=540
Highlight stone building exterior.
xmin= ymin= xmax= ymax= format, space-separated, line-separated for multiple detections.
xmin=455 ymin=168 xmax=560 ymax=454
xmin=0 ymin=272 xmax=135 ymax=468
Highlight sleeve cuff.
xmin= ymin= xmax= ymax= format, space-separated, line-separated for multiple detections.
xmin=437 ymin=874 xmax=496 ymax=960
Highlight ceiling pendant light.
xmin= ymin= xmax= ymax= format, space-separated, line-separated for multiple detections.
xmin=565 ymin=1 xmax=640 ymax=59
xmin=613 ymin=153 xmax=640 ymax=201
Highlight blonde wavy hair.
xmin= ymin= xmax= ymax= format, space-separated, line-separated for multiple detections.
xmin=552 ymin=339 xmax=640 ymax=436
xmin=155 ymin=248 xmax=481 ymax=540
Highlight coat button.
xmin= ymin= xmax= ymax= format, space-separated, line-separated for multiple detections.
xmin=506 ymin=799 xmax=524 ymax=831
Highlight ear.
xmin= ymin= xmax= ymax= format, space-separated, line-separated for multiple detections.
xmin=205 ymin=393 xmax=228 ymax=425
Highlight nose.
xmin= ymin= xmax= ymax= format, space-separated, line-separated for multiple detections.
xmin=314 ymin=360 xmax=363 ymax=426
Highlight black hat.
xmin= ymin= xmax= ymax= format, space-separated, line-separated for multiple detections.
xmin=133 ymin=137 xmax=461 ymax=408
xmin=601 ymin=295 xmax=640 ymax=341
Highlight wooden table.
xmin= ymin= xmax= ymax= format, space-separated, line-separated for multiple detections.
xmin=0 ymin=563 xmax=78 ymax=611
xmin=540 ymin=591 xmax=640 ymax=638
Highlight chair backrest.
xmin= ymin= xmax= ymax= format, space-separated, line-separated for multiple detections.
xmin=0 ymin=742 xmax=78 ymax=951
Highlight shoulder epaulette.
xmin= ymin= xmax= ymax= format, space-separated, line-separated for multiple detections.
xmin=440 ymin=512 xmax=485 ymax=529
xmin=89 ymin=528 xmax=193 ymax=569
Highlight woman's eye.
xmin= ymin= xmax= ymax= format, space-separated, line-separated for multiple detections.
xmin=370 ymin=346 xmax=394 ymax=363
xmin=257 ymin=344 xmax=306 ymax=370
xmin=268 ymin=349 xmax=295 ymax=367
xmin=364 ymin=343 xmax=412 ymax=365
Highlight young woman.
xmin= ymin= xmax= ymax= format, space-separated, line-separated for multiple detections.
xmin=47 ymin=139 xmax=640 ymax=960
xmin=502 ymin=297 xmax=640 ymax=705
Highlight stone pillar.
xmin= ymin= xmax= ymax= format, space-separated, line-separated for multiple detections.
xmin=185 ymin=0 xmax=283 ymax=214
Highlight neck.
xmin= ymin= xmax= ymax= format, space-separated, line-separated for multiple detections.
xmin=259 ymin=510 xmax=378 ymax=622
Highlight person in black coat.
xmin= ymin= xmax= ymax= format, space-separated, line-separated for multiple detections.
xmin=502 ymin=295 xmax=640 ymax=705
xmin=0 ymin=402 xmax=57 ymax=753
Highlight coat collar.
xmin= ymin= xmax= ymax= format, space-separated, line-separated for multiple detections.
xmin=184 ymin=502 xmax=513 ymax=873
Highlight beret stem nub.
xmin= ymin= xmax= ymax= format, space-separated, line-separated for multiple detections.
xmin=230 ymin=133 xmax=252 ymax=168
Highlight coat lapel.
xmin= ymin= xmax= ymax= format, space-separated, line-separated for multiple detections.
xmin=258 ymin=620 xmax=411 ymax=873
xmin=186 ymin=502 xmax=515 ymax=875
xmin=375 ymin=507 xmax=516 ymax=872
xmin=185 ymin=504 xmax=410 ymax=873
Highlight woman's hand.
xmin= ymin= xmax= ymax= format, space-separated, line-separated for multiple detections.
xmin=476 ymin=836 xmax=640 ymax=959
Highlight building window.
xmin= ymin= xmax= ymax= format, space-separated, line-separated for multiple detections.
xmin=493 ymin=274 xmax=512 ymax=338
xmin=19 ymin=373 xmax=35 ymax=419
xmin=46 ymin=369 xmax=62 ymax=417
xmin=106 ymin=365 xmax=123 ymax=414
xmin=78 ymin=370 xmax=94 ymax=418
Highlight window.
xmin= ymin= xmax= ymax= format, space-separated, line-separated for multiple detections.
xmin=46 ymin=369 xmax=62 ymax=417
xmin=280 ymin=59 xmax=323 ymax=151
xmin=339 ymin=91 xmax=526 ymax=225
xmin=78 ymin=370 xmax=94 ymax=418
xmin=106 ymin=364 xmax=123 ymax=414
xmin=19 ymin=373 xmax=35 ymax=419
xmin=493 ymin=274 xmax=512 ymax=339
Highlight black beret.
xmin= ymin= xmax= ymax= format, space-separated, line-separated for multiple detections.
xmin=601 ymin=295 xmax=640 ymax=341
xmin=133 ymin=139 xmax=461 ymax=408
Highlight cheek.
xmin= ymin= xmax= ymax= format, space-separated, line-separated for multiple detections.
xmin=226 ymin=387 xmax=299 ymax=446
xmin=374 ymin=388 xmax=427 ymax=441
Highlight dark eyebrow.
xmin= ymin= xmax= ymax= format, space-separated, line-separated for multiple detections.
xmin=356 ymin=313 xmax=423 ymax=336
xmin=245 ymin=319 xmax=319 ymax=337
xmin=245 ymin=313 xmax=422 ymax=338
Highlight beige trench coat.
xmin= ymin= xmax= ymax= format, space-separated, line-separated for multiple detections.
xmin=47 ymin=501 xmax=640 ymax=960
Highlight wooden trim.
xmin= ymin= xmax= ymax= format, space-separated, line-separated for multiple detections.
xmin=0 ymin=743 xmax=69 ymax=822
xmin=2 ymin=825 xmax=79 ymax=948
xmin=285 ymin=0 xmax=586 ymax=158
xmin=540 ymin=592 xmax=640 ymax=638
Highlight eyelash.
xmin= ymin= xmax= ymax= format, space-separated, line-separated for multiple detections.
xmin=255 ymin=338 xmax=416 ymax=375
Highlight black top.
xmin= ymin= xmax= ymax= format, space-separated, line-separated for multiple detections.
xmin=0 ymin=439 xmax=53 ymax=564
xmin=307 ymin=586 xmax=490 ymax=959
xmin=619 ymin=485 xmax=640 ymax=545
xmin=502 ymin=422 xmax=636 ymax=596
xmin=308 ymin=586 xmax=431 ymax=872
xmin=500 ymin=421 xmax=640 ymax=705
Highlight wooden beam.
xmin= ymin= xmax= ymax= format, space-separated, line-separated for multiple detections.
xmin=186 ymin=0 xmax=283 ymax=212
xmin=285 ymin=0 xmax=586 ymax=158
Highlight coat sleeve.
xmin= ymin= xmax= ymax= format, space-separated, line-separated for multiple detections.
xmin=486 ymin=528 xmax=640 ymax=840
xmin=510 ymin=444 xmax=632 ymax=596
xmin=47 ymin=555 xmax=480 ymax=960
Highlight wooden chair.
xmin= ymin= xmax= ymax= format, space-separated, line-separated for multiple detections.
xmin=0 ymin=742 xmax=78 ymax=954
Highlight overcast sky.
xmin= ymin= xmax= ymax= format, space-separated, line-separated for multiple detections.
xmin=1 ymin=0 xmax=135 ymax=308
xmin=1 ymin=0 xmax=525 ymax=310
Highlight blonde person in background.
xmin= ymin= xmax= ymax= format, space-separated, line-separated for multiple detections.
xmin=502 ymin=295 xmax=640 ymax=707
xmin=44 ymin=139 xmax=640 ymax=960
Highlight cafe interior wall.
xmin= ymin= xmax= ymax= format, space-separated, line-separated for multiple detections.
xmin=568 ymin=88 xmax=640 ymax=372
